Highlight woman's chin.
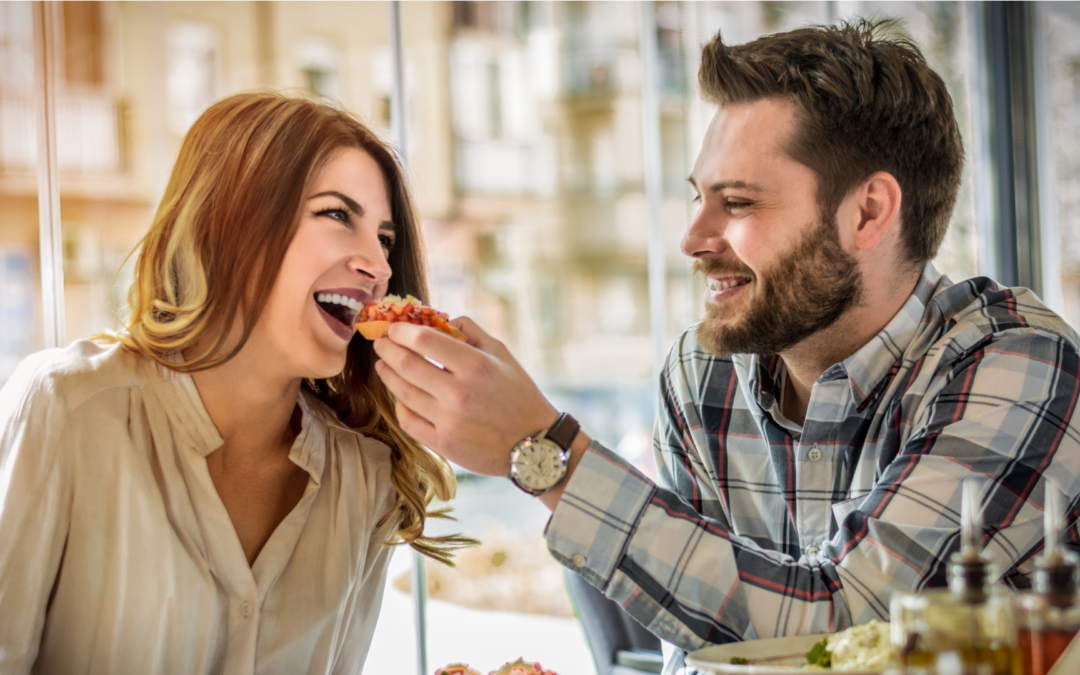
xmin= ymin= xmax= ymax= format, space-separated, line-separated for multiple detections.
xmin=314 ymin=358 xmax=349 ymax=381
xmin=299 ymin=346 xmax=350 ymax=381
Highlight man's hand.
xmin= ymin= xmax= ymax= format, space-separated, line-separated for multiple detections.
xmin=372 ymin=317 xmax=562 ymax=478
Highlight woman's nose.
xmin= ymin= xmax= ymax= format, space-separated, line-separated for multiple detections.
xmin=350 ymin=241 xmax=392 ymax=286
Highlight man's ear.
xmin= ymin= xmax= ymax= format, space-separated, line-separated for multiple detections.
xmin=850 ymin=171 xmax=902 ymax=252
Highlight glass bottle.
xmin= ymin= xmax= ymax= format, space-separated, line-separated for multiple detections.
xmin=1016 ymin=487 xmax=1080 ymax=675
xmin=891 ymin=478 xmax=1018 ymax=675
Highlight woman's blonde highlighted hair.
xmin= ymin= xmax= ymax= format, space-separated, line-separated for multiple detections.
xmin=106 ymin=91 xmax=472 ymax=563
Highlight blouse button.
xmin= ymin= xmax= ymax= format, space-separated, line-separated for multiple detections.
xmin=240 ymin=601 xmax=252 ymax=618
xmin=808 ymin=447 xmax=823 ymax=462
xmin=571 ymin=553 xmax=588 ymax=568
xmin=807 ymin=546 xmax=821 ymax=556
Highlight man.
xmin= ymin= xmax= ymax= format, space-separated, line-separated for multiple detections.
xmin=374 ymin=19 xmax=1080 ymax=673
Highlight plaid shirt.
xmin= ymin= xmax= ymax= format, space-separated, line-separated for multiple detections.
xmin=545 ymin=264 xmax=1080 ymax=673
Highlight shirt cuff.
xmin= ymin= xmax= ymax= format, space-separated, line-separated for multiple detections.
xmin=545 ymin=440 xmax=656 ymax=589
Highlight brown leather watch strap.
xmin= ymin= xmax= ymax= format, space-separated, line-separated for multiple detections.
xmin=545 ymin=413 xmax=580 ymax=452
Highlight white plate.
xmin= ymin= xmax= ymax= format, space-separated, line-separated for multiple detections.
xmin=686 ymin=633 xmax=885 ymax=674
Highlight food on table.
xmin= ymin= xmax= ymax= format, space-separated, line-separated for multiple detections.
xmin=726 ymin=620 xmax=894 ymax=670
xmin=433 ymin=665 xmax=481 ymax=675
xmin=432 ymin=660 xmax=558 ymax=675
xmin=488 ymin=658 xmax=559 ymax=675
xmin=355 ymin=294 xmax=466 ymax=341
xmin=806 ymin=619 xmax=894 ymax=671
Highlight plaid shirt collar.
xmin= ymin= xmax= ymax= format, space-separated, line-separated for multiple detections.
xmin=737 ymin=262 xmax=945 ymax=416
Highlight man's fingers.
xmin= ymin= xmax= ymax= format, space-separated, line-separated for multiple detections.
xmin=374 ymin=329 xmax=453 ymax=388
xmin=393 ymin=400 xmax=438 ymax=449
xmin=384 ymin=316 xmax=511 ymax=370
xmin=383 ymin=321 xmax=483 ymax=374
xmin=450 ymin=316 xmax=503 ymax=353
xmin=373 ymin=351 xmax=440 ymax=416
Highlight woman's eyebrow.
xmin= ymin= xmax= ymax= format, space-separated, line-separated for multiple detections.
xmin=379 ymin=220 xmax=397 ymax=233
xmin=309 ymin=190 xmax=365 ymax=216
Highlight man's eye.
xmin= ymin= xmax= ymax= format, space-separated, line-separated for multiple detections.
xmin=726 ymin=200 xmax=750 ymax=213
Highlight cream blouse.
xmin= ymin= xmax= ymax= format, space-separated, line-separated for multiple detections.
xmin=0 ymin=340 xmax=398 ymax=674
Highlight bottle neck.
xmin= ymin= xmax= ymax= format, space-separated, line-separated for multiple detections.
xmin=949 ymin=558 xmax=990 ymax=603
xmin=1034 ymin=560 xmax=1078 ymax=607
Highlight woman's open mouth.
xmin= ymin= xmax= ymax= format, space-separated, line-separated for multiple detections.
xmin=314 ymin=291 xmax=368 ymax=340
xmin=315 ymin=292 xmax=361 ymax=325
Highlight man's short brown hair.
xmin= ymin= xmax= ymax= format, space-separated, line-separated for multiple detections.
xmin=700 ymin=19 xmax=964 ymax=268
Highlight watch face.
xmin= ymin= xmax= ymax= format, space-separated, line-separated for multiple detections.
xmin=512 ymin=439 xmax=564 ymax=491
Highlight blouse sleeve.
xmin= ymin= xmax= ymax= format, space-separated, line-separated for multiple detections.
xmin=0 ymin=353 xmax=74 ymax=673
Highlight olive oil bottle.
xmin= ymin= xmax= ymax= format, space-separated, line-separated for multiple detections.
xmin=1016 ymin=487 xmax=1080 ymax=675
xmin=891 ymin=478 xmax=1019 ymax=675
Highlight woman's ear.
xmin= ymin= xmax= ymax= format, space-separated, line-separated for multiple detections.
xmin=850 ymin=171 xmax=902 ymax=252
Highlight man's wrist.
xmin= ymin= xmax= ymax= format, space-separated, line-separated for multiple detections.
xmin=537 ymin=429 xmax=591 ymax=512
xmin=508 ymin=413 xmax=580 ymax=497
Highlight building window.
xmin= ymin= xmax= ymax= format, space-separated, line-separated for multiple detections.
xmin=295 ymin=39 xmax=340 ymax=101
xmin=166 ymin=22 xmax=220 ymax=136
xmin=0 ymin=2 xmax=33 ymax=90
xmin=62 ymin=1 xmax=104 ymax=86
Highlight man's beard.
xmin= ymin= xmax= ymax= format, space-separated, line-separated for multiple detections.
xmin=695 ymin=214 xmax=863 ymax=357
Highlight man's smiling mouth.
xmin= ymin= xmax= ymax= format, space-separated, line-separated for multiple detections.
xmin=706 ymin=277 xmax=751 ymax=291
xmin=315 ymin=292 xmax=362 ymax=327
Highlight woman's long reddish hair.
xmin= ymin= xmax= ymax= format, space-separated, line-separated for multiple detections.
xmin=105 ymin=91 xmax=472 ymax=563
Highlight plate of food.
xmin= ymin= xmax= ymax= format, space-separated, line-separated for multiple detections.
xmin=434 ymin=658 xmax=559 ymax=675
xmin=685 ymin=619 xmax=893 ymax=674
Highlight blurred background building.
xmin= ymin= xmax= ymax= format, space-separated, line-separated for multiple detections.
xmin=3 ymin=2 xmax=1080 ymax=672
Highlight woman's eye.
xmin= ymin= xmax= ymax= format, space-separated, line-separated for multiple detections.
xmin=317 ymin=208 xmax=350 ymax=224
xmin=379 ymin=234 xmax=396 ymax=252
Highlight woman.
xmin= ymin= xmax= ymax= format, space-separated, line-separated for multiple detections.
xmin=0 ymin=91 xmax=469 ymax=673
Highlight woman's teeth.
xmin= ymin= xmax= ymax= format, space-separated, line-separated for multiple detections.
xmin=707 ymin=278 xmax=748 ymax=291
xmin=316 ymin=293 xmax=363 ymax=311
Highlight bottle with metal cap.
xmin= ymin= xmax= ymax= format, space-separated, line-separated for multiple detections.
xmin=1016 ymin=486 xmax=1080 ymax=675
xmin=891 ymin=478 xmax=1018 ymax=675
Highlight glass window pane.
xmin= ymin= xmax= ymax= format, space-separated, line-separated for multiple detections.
xmin=419 ymin=2 xmax=986 ymax=671
xmin=406 ymin=2 xmax=597 ymax=670
xmin=52 ymin=1 xmax=138 ymax=352
xmin=0 ymin=1 xmax=42 ymax=387
xmin=858 ymin=2 xmax=981 ymax=281
xmin=6 ymin=0 xmax=1016 ymax=671
xmin=1043 ymin=4 xmax=1080 ymax=330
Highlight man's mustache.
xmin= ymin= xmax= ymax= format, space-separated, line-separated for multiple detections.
xmin=692 ymin=258 xmax=755 ymax=280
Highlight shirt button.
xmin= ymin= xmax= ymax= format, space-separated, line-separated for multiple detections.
xmin=571 ymin=553 xmax=588 ymax=568
xmin=808 ymin=447 xmax=823 ymax=462
xmin=240 ymin=601 xmax=252 ymax=618
xmin=807 ymin=546 xmax=821 ymax=556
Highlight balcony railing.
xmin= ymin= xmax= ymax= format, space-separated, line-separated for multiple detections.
xmin=455 ymin=138 xmax=554 ymax=196
xmin=0 ymin=91 xmax=123 ymax=175
xmin=559 ymin=43 xmax=619 ymax=97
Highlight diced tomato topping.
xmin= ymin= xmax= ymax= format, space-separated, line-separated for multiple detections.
xmin=358 ymin=295 xmax=455 ymax=336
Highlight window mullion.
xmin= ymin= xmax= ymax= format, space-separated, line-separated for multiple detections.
xmin=386 ymin=3 xmax=429 ymax=675
xmin=639 ymin=0 xmax=666 ymax=382
xmin=32 ymin=0 xmax=65 ymax=349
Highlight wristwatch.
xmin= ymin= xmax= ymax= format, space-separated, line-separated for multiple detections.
xmin=508 ymin=413 xmax=580 ymax=496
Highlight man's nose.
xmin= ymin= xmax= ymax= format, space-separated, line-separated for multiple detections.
xmin=681 ymin=206 xmax=725 ymax=259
